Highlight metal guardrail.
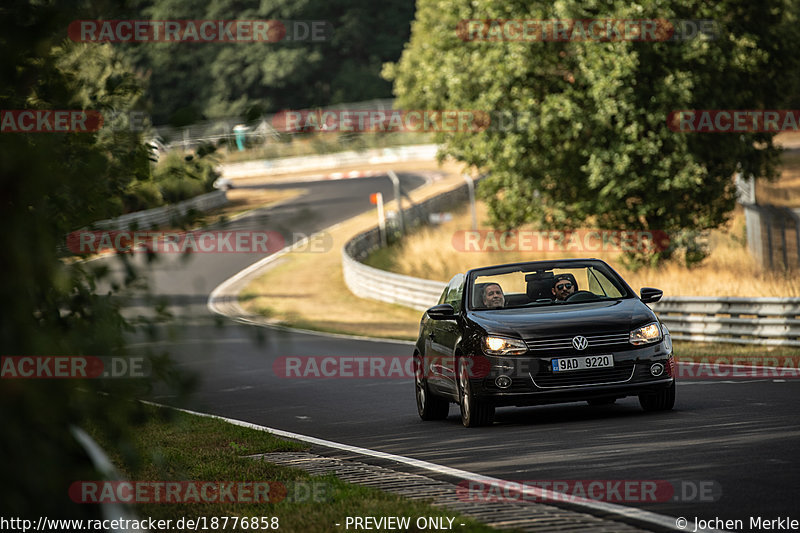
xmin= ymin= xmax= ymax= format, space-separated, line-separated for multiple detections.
xmin=342 ymin=191 xmax=800 ymax=346
xmin=342 ymin=249 xmax=444 ymax=310
xmin=90 ymin=190 xmax=228 ymax=231
xmin=221 ymin=144 xmax=438 ymax=179
xmin=653 ymin=297 xmax=800 ymax=346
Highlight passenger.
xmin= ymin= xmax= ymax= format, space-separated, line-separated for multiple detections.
xmin=552 ymin=275 xmax=576 ymax=301
xmin=482 ymin=283 xmax=505 ymax=308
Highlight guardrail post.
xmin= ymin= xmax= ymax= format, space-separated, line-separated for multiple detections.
xmin=387 ymin=170 xmax=404 ymax=235
xmin=463 ymin=172 xmax=477 ymax=231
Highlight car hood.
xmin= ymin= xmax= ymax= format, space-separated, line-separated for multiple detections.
xmin=467 ymin=298 xmax=656 ymax=339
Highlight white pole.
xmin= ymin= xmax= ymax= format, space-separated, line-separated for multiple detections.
xmin=387 ymin=170 xmax=404 ymax=234
xmin=375 ymin=192 xmax=387 ymax=247
xmin=463 ymin=173 xmax=477 ymax=230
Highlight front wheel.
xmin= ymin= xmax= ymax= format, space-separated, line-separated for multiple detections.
xmin=639 ymin=381 xmax=676 ymax=411
xmin=414 ymin=353 xmax=449 ymax=420
xmin=458 ymin=359 xmax=494 ymax=427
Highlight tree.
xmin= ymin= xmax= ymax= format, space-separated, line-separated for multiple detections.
xmin=385 ymin=0 xmax=800 ymax=265
xmin=120 ymin=0 xmax=416 ymax=124
xmin=0 ymin=0 xmax=189 ymax=518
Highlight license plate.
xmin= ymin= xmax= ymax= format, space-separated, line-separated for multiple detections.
xmin=552 ymin=355 xmax=614 ymax=372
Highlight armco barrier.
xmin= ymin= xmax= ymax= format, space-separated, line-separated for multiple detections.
xmin=221 ymin=145 xmax=438 ymax=179
xmin=342 ymin=193 xmax=800 ymax=346
xmin=90 ymin=190 xmax=228 ymax=231
xmin=653 ymin=297 xmax=800 ymax=346
xmin=343 ymin=179 xmax=479 ymax=309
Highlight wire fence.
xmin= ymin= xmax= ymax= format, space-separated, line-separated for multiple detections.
xmin=150 ymin=99 xmax=396 ymax=152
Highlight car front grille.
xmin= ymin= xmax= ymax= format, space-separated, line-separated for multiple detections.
xmin=531 ymin=364 xmax=636 ymax=388
xmin=525 ymin=332 xmax=631 ymax=355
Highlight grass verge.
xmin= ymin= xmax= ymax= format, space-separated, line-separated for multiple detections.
xmin=84 ymin=405 xmax=503 ymax=533
xmin=671 ymin=341 xmax=800 ymax=365
xmin=222 ymin=132 xmax=434 ymax=164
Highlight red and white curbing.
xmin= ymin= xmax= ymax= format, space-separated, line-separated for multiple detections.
xmin=323 ymin=170 xmax=378 ymax=180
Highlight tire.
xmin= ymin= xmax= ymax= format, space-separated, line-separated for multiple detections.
xmin=414 ymin=353 xmax=449 ymax=420
xmin=458 ymin=358 xmax=494 ymax=427
xmin=587 ymin=398 xmax=617 ymax=406
xmin=639 ymin=381 xmax=676 ymax=412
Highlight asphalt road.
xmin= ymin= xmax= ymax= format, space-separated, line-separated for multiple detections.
xmin=110 ymin=173 xmax=798 ymax=531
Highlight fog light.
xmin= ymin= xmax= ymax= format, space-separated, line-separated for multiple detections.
xmin=495 ymin=375 xmax=512 ymax=389
xmin=650 ymin=363 xmax=664 ymax=377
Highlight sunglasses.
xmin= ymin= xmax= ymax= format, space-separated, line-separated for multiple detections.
xmin=555 ymin=282 xmax=573 ymax=290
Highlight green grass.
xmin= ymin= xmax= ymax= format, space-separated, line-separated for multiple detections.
xmin=362 ymin=242 xmax=401 ymax=272
xmin=83 ymin=405 xmax=507 ymax=533
xmin=672 ymin=341 xmax=800 ymax=365
xmin=223 ymin=132 xmax=434 ymax=164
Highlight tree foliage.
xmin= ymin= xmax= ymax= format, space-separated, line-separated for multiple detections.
xmin=386 ymin=0 xmax=800 ymax=265
xmin=1 ymin=0 xmax=189 ymax=518
xmin=117 ymin=0 xmax=416 ymax=124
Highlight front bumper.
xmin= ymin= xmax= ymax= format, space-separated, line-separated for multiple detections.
xmin=470 ymin=341 xmax=674 ymax=407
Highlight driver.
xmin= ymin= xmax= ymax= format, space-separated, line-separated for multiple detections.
xmin=552 ymin=274 xmax=576 ymax=301
xmin=482 ymin=283 xmax=505 ymax=308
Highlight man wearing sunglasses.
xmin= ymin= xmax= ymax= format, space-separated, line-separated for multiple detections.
xmin=551 ymin=274 xmax=577 ymax=301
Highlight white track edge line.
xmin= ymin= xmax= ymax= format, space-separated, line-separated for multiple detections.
xmin=142 ymin=401 xmax=727 ymax=532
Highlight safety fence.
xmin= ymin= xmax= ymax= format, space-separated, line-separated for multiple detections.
xmin=86 ymin=190 xmax=228 ymax=231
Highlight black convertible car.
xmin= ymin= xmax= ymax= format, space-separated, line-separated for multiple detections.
xmin=413 ymin=259 xmax=675 ymax=427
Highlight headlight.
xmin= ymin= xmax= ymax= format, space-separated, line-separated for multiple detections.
xmin=629 ymin=322 xmax=662 ymax=345
xmin=484 ymin=336 xmax=527 ymax=355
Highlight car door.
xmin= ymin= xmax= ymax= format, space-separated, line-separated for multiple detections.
xmin=425 ymin=273 xmax=465 ymax=397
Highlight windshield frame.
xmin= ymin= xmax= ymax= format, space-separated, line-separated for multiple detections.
xmin=466 ymin=259 xmax=636 ymax=311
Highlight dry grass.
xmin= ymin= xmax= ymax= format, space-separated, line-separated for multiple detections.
xmin=383 ymin=203 xmax=800 ymax=297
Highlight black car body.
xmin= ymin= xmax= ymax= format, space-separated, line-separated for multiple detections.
xmin=413 ymin=259 xmax=675 ymax=426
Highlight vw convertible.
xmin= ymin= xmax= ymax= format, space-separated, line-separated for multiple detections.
xmin=413 ymin=259 xmax=675 ymax=427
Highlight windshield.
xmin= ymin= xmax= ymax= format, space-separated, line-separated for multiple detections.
xmin=468 ymin=262 xmax=630 ymax=310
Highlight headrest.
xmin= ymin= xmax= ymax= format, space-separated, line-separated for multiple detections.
xmin=526 ymin=272 xmax=555 ymax=300
xmin=472 ymin=282 xmax=490 ymax=308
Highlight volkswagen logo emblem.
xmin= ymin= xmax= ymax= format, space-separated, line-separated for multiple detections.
xmin=572 ymin=336 xmax=588 ymax=351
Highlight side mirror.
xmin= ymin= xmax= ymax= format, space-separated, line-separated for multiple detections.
xmin=640 ymin=287 xmax=663 ymax=304
xmin=426 ymin=304 xmax=457 ymax=320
